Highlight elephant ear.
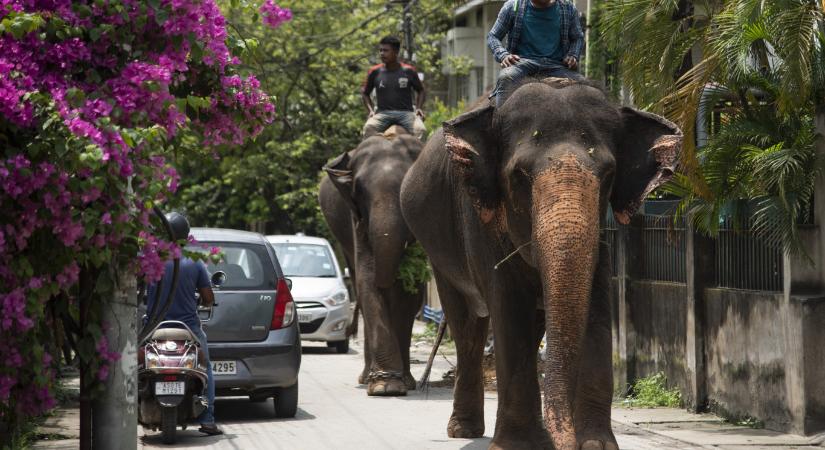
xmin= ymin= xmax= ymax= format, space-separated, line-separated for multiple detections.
xmin=324 ymin=152 xmax=361 ymax=220
xmin=611 ymin=107 xmax=683 ymax=225
xmin=443 ymin=104 xmax=500 ymax=210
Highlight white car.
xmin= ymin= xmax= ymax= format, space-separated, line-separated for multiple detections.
xmin=267 ymin=234 xmax=352 ymax=353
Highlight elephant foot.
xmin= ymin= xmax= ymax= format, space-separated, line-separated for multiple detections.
xmin=366 ymin=371 xmax=406 ymax=396
xmin=367 ymin=378 xmax=407 ymax=396
xmin=358 ymin=370 xmax=368 ymax=385
xmin=490 ymin=428 xmax=552 ymax=450
xmin=578 ymin=429 xmax=619 ymax=450
xmin=447 ymin=414 xmax=484 ymax=438
xmin=403 ymin=371 xmax=416 ymax=390
xmin=581 ymin=440 xmax=619 ymax=450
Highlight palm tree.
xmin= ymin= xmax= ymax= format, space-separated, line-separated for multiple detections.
xmin=598 ymin=0 xmax=825 ymax=255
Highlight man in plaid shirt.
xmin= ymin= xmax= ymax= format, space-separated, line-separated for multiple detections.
xmin=487 ymin=0 xmax=585 ymax=107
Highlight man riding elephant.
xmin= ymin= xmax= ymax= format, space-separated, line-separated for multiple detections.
xmin=361 ymin=36 xmax=427 ymax=140
xmin=319 ymin=126 xmax=425 ymax=396
xmin=488 ymin=0 xmax=585 ymax=107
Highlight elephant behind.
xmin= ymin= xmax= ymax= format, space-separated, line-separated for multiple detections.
xmin=400 ymin=78 xmax=681 ymax=449
xmin=319 ymin=127 xmax=425 ymax=396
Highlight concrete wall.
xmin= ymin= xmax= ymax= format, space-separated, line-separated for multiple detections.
xmin=626 ymin=281 xmax=689 ymax=396
xmin=703 ymin=288 xmax=790 ymax=429
xmin=612 ymin=216 xmax=825 ymax=436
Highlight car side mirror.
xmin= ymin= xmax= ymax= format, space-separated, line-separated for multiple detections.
xmin=343 ymin=268 xmax=351 ymax=279
xmin=285 ymin=278 xmax=293 ymax=291
xmin=211 ymin=271 xmax=226 ymax=287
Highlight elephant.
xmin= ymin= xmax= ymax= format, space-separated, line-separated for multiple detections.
xmin=319 ymin=126 xmax=426 ymax=396
xmin=400 ymin=78 xmax=681 ymax=449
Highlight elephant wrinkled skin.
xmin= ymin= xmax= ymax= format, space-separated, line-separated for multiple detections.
xmin=319 ymin=127 xmax=425 ymax=396
xmin=400 ymin=78 xmax=681 ymax=449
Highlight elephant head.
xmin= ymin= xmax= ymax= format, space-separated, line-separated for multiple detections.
xmin=443 ymin=79 xmax=681 ymax=448
xmin=324 ymin=141 xmax=419 ymax=289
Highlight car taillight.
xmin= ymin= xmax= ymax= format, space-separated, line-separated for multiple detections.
xmin=270 ymin=278 xmax=295 ymax=329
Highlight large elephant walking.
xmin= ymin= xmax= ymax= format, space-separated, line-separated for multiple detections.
xmin=319 ymin=127 xmax=425 ymax=396
xmin=400 ymin=78 xmax=681 ymax=449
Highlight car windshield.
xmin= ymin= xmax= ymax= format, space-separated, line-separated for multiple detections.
xmin=271 ymin=243 xmax=337 ymax=278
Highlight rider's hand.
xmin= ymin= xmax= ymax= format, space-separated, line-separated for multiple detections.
xmin=368 ymin=109 xmax=375 ymax=118
xmin=563 ymin=56 xmax=578 ymax=70
xmin=415 ymin=108 xmax=425 ymax=120
xmin=501 ymin=54 xmax=520 ymax=68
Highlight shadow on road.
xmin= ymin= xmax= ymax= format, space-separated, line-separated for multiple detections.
xmin=301 ymin=344 xmax=360 ymax=356
xmin=213 ymin=398 xmax=317 ymax=422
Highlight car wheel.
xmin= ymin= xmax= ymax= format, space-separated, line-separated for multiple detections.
xmin=327 ymin=339 xmax=349 ymax=354
xmin=273 ymin=382 xmax=298 ymax=418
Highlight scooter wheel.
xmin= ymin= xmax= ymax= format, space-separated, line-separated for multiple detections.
xmin=161 ymin=407 xmax=177 ymax=444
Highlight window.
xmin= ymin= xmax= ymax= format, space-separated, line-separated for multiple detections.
xmin=271 ymin=244 xmax=337 ymax=278
xmin=191 ymin=242 xmax=276 ymax=290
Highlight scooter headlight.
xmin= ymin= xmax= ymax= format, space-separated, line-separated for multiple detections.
xmin=146 ymin=352 xmax=160 ymax=369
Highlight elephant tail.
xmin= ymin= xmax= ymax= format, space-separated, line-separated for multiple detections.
xmin=346 ymin=300 xmax=360 ymax=338
xmin=417 ymin=318 xmax=448 ymax=391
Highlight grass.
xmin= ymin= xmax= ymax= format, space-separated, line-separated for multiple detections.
xmin=620 ymin=372 xmax=682 ymax=408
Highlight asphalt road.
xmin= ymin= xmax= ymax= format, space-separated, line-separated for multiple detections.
xmin=138 ymin=332 xmax=703 ymax=450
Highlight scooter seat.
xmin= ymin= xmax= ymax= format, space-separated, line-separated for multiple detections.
xmin=151 ymin=328 xmax=195 ymax=342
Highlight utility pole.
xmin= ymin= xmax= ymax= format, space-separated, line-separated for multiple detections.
xmin=91 ymin=267 xmax=139 ymax=449
xmin=402 ymin=0 xmax=416 ymax=61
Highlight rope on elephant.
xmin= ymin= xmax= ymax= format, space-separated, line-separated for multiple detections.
xmin=417 ymin=318 xmax=448 ymax=393
xmin=493 ymin=240 xmax=534 ymax=270
xmin=346 ymin=300 xmax=360 ymax=338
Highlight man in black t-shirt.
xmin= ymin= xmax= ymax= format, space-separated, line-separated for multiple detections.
xmin=361 ymin=36 xmax=427 ymax=140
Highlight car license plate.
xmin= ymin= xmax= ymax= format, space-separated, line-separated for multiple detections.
xmin=211 ymin=360 xmax=236 ymax=375
xmin=155 ymin=381 xmax=185 ymax=396
xmin=298 ymin=312 xmax=312 ymax=323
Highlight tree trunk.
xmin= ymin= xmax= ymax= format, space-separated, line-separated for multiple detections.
xmin=91 ymin=268 xmax=138 ymax=449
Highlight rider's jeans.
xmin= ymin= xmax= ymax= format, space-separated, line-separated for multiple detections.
xmin=362 ymin=110 xmax=426 ymax=140
xmin=492 ymin=57 xmax=584 ymax=107
xmin=192 ymin=326 xmax=215 ymax=425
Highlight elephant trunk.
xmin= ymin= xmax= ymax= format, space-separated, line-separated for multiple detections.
xmin=532 ymin=154 xmax=601 ymax=450
xmin=369 ymin=199 xmax=409 ymax=289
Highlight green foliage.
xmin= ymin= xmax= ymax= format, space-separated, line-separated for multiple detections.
xmin=622 ymin=372 xmax=682 ymax=408
xmin=601 ymin=0 xmax=825 ymax=255
xmin=397 ymin=242 xmax=432 ymax=295
xmin=424 ymin=98 xmax=465 ymax=139
xmin=174 ymin=0 xmax=452 ymax=234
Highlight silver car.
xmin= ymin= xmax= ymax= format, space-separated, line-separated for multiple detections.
xmin=191 ymin=228 xmax=301 ymax=417
xmin=267 ymin=235 xmax=352 ymax=353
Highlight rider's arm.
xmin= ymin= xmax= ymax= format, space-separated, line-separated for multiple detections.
xmin=487 ymin=0 xmax=516 ymax=63
xmin=362 ymin=69 xmax=377 ymax=116
xmin=199 ymin=287 xmax=215 ymax=307
xmin=414 ymin=75 xmax=426 ymax=113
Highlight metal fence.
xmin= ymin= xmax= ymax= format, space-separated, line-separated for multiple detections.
xmin=716 ymin=217 xmax=783 ymax=291
xmin=640 ymin=215 xmax=687 ymax=283
xmin=603 ymin=214 xmax=619 ymax=276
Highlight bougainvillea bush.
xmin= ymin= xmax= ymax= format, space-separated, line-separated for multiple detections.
xmin=0 ymin=0 xmax=289 ymax=435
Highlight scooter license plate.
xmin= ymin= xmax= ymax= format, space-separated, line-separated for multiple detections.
xmin=155 ymin=381 xmax=185 ymax=396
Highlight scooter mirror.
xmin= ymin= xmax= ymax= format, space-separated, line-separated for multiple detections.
xmin=211 ymin=271 xmax=226 ymax=287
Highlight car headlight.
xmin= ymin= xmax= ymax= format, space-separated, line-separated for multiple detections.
xmin=181 ymin=353 xmax=196 ymax=369
xmin=325 ymin=291 xmax=348 ymax=307
xmin=146 ymin=352 xmax=160 ymax=369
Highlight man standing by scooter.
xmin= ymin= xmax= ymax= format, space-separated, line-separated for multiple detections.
xmin=146 ymin=212 xmax=223 ymax=436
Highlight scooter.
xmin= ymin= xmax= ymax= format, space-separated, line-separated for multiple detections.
xmin=137 ymin=320 xmax=209 ymax=444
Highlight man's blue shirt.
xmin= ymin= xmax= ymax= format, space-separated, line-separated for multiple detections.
xmin=146 ymin=258 xmax=211 ymax=331
xmin=487 ymin=0 xmax=584 ymax=64
xmin=515 ymin=1 xmax=563 ymax=61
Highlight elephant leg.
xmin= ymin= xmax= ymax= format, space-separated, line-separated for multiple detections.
xmin=489 ymin=283 xmax=551 ymax=449
xmin=574 ymin=244 xmax=618 ymax=450
xmin=390 ymin=285 xmax=423 ymax=390
xmin=434 ymin=270 xmax=488 ymax=439
xmin=359 ymin=314 xmax=371 ymax=385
